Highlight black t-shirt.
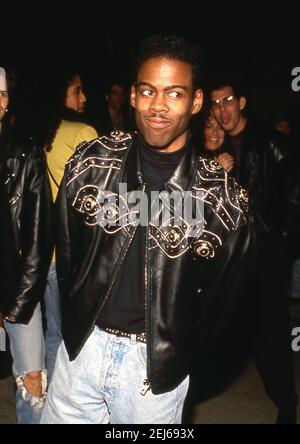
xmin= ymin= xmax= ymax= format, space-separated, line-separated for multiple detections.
xmin=96 ymin=134 xmax=190 ymax=333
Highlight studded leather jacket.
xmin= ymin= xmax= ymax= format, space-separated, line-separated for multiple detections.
xmin=56 ymin=131 xmax=253 ymax=394
xmin=0 ymin=127 xmax=53 ymax=323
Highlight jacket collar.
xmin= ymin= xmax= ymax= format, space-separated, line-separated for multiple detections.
xmin=121 ymin=131 xmax=198 ymax=194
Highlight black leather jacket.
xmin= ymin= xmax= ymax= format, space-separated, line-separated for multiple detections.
xmin=226 ymin=120 xmax=300 ymax=243
xmin=56 ymin=131 xmax=253 ymax=394
xmin=0 ymin=127 xmax=53 ymax=324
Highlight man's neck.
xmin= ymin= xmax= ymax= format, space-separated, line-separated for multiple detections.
xmin=108 ymin=105 xmax=121 ymax=120
xmin=229 ymin=116 xmax=247 ymax=137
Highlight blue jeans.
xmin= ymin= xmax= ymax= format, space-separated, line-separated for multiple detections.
xmin=44 ymin=263 xmax=63 ymax=382
xmin=41 ymin=327 xmax=189 ymax=424
xmin=4 ymin=263 xmax=62 ymax=424
xmin=4 ymin=303 xmax=46 ymax=424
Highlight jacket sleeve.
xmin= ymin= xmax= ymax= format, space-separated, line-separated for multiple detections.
xmin=6 ymin=150 xmax=53 ymax=323
xmin=54 ymin=168 xmax=72 ymax=303
xmin=194 ymin=220 xmax=255 ymax=341
xmin=191 ymin=177 xmax=256 ymax=352
xmin=54 ymin=164 xmax=82 ymax=308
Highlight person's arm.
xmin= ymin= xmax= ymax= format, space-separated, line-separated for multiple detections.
xmin=75 ymin=125 xmax=98 ymax=147
xmin=5 ymin=149 xmax=53 ymax=324
xmin=54 ymin=164 xmax=82 ymax=306
xmin=192 ymin=175 xmax=255 ymax=348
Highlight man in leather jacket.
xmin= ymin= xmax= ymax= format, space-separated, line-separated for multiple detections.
xmin=209 ymin=80 xmax=299 ymax=423
xmin=41 ymin=35 xmax=253 ymax=424
xmin=0 ymin=67 xmax=52 ymax=423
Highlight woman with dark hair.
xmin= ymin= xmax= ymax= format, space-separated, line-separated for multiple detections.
xmin=0 ymin=66 xmax=52 ymax=423
xmin=41 ymin=71 xmax=98 ymax=383
xmin=201 ymin=113 xmax=234 ymax=174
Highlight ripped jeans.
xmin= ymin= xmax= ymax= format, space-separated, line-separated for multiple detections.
xmin=4 ymin=263 xmax=63 ymax=424
xmin=5 ymin=303 xmax=47 ymax=424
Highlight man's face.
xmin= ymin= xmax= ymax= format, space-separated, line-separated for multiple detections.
xmin=131 ymin=57 xmax=203 ymax=152
xmin=210 ymin=86 xmax=246 ymax=136
xmin=0 ymin=90 xmax=9 ymax=121
xmin=65 ymin=74 xmax=86 ymax=113
xmin=106 ymin=84 xmax=125 ymax=111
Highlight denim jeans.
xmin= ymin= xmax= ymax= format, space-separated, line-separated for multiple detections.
xmin=4 ymin=303 xmax=46 ymax=424
xmin=4 ymin=263 xmax=62 ymax=424
xmin=44 ymin=263 xmax=63 ymax=382
xmin=41 ymin=327 xmax=189 ymax=424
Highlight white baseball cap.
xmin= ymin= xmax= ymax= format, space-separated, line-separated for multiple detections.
xmin=0 ymin=67 xmax=7 ymax=91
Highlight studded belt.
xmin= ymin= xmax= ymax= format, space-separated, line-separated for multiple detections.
xmin=103 ymin=327 xmax=147 ymax=343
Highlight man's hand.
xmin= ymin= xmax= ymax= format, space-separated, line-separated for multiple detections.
xmin=216 ymin=153 xmax=234 ymax=173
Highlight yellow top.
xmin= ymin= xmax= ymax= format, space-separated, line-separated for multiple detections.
xmin=46 ymin=120 xmax=98 ymax=263
xmin=46 ymin=120 xmax=98 ymax=201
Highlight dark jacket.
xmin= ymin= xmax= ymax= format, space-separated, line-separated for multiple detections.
xmin=219 ymin=120 xmax=299 ymax=409
xmin=0 ymin=126 xmax=53 ymax=324
xmin=225 ymin=120 xmax=300 ymax=244
xmin=56 ymin=131 xmax=253 ymax=394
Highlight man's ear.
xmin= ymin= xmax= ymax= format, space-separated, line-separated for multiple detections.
xmin=130 ymin=85 xmax=136 ymax=108
xmin=239 ymin=96 xmax=246 ymax=111
xmin=192 ymin=89 xmax=203 ymax=115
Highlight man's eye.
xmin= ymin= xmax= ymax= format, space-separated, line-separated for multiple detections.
xmin=168 ymin=91 xmax=181 ymax=99
xmin=0 ymin=92 xmax=8 ymax=97
xmin=141 ymin=90 xmax=154 ymax=97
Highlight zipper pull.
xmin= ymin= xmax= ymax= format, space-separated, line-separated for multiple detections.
xmin=5 ymin=173 xmax=15 ymax=185
xmin=140 ymin=378 xmax=151 ymax=396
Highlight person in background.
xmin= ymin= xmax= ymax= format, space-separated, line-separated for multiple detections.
xmin=201 ymin=113 xmax=234 ymax=173
xmin=0 ymin=66 xmax=52 ymax=423
xmin=40 ymin=70 xmax=98 ymax=382
xmin=90 ymin=81 xmax=130 ymax=135
xmin=209 ymin=79 xmax=300 ymax=423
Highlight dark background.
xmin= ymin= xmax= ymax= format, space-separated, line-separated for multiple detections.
xmin=1 ymin=4 xmax=300 ymax=125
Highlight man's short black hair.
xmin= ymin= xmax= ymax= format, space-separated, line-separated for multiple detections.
xmin=134 ymin=34 xmax=202 ymax=91
xmin=207 ymin=74 xmax=248 ymax=99
xmin=105 ymin=80 xmax=125 ymax=95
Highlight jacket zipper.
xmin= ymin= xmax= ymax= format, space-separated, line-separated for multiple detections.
xmin=89 ymin=182 xmax=147 ymax=336
xmin=143 ymin=222 xmax=152 ymax=394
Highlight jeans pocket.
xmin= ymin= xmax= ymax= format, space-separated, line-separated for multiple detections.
xmin=137 ymin=342 xmax=147 ymax=368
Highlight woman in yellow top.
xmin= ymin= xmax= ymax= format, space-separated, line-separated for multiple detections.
xmin=43 ymin=71 xmax=98 ymax=383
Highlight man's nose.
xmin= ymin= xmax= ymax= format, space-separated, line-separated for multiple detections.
xmin=149 ymin=93 xmax=169 ymax=113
